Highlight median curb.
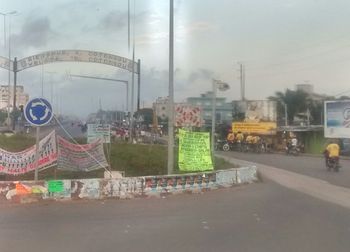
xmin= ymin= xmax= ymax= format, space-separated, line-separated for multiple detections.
xmin=0 ymin=166 xmax=258 ymax=204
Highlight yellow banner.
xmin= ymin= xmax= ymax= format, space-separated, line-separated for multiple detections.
xmin=178 ymin=129 xmax=213 ymax=172
xmin=232 ymin=122 xmax=277 ymax=135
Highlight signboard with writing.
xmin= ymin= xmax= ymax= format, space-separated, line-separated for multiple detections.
xmin=324 ymin=100 xmax=350 ymax=138
xmin=0 ymin=56 xmax=12 ymax=71
xmin=178 ymin=129 xmax=213 ymax=172
xmin=87 ymin=124 xmax=111 ymax=144
xmin=232 ymin=122 xmax=277 ymax=135
xmin=16 ymin=50 xmax=139 ymax=73
xmin=48 ymin=180 xmax=64 ymax=193
xmin=0 ymin=131 xmax=57 ymax=175
xmin=57 ymin=136 xmax=108 ymax=172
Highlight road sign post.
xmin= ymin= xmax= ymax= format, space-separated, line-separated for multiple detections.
xmin=24 ymin=98 xmax=54 ymax=181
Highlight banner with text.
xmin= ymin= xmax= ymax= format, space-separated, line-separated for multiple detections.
xmin=0 ymin=131 xmax=57 ymax=175
xmin=232 ymin=122 xmax=277 ymax=135
xmin=57 ymin=136 xmax=108 ymax=172
xmin=178 ymin=129 xmax=213 ymax=172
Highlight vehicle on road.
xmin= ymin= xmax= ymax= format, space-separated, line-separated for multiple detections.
xmin=286 ymin=145 xmax=300 ymax=156
xmin=326 ymin=157 xmax=340 ymax=172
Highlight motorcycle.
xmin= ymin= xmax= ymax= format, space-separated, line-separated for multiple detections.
xmin=326 ymin=157 xmax=340 ymax=172
xmin=222 ymin=140 xmax=235 ymax=152
xmin=286 ymin=145 xmax=300 ymax=156
xmin=214 ymin=139 xmax=235 ymax=152
xmin=215 ymin=139 xmax=226 ymax=151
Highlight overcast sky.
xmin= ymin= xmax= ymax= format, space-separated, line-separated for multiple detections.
xmin=1 ymin=0 xmax=350 ymax=118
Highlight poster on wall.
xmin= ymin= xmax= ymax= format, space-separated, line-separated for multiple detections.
xmin=0 ymin=131 xmax=57 ymax=175
xmin=178 ymin=129 xmax=213 ymax=172
xmin=57 ymin=136 xmax=108 ymax=172
xmin=324 ymin=100 xmax=350 ymax=138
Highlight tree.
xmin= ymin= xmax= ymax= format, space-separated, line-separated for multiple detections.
xmin=268 ymin=89 xmax=309 ymax=125
xmin=134 ymin=108 xmax=153 ymax=126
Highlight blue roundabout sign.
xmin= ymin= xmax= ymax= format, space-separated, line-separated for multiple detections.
xmin=24 ymin=98 xmax=54 ymax=126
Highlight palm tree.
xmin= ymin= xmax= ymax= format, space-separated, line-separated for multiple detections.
xmin=268 ymin=89 xmax=308 ymax=125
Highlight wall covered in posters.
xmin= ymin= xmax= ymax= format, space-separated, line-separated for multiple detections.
xmin=0 ymin=167 xmax=258 ymax=203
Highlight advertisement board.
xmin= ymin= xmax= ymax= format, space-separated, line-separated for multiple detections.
xmin=232 ymin=100 xmax=277 ymax=123
xmin=232 ymin=122 xmax=277 ymax=135
xmin=324 ymin=100 xmax=350 ymax=138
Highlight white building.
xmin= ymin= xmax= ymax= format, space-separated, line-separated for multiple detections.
xmin=0 ymin=85 xmax=29 ymax=111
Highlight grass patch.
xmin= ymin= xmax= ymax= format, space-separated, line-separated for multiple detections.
xmin=0 ymin=134 xmax=35 ymax=152
xmin=0 ymin=137 xmax=236 ymax=180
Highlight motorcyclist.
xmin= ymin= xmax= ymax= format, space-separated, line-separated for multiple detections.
xmin=324 ymin=141 xmax=340 ymax=167
xmin=236 ymin=131 xmax=244 ymax=151
xmin=226 ymin=129 xmax=235 ymax=143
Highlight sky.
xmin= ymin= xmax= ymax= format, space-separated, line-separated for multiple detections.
xmin=1 ymin=0 xmax=350 ymax=118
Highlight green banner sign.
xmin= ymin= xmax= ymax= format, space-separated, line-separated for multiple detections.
xmin=178 ymin=129 xmax=213 ymax=172
xmin=48 ymin=180 xmax=64 ymax=193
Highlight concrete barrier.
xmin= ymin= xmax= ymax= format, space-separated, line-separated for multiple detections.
xmin=0 ymin=166 xmax=257 ymax=204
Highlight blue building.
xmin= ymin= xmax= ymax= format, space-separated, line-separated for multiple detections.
xmin=186 ymin=91 xmax=233 ymax=126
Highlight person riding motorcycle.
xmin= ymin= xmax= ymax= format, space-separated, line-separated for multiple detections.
xmin=226 ymin=130 xmax=235 ymax=143
xmin=245 ymin=134 xmax=254 ymax=151
xmin=324 ymin=142 xmax=340 ymax=168
xmin=236 ymin=131 xmax=244 ymax=151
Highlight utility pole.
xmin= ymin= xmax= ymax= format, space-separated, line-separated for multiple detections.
xmin=238 ymin=62 xmax=245 ymax=101
xmin=167 ymin=0 xmax=175 ymax=175
xmin=284 ymin=103 xmax=288 ymax=126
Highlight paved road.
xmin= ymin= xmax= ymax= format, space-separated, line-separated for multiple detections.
xmin=219 ymin=151 xmax=350 ymax=188
xmin=1 ymin=182 xmax=350 ymax=252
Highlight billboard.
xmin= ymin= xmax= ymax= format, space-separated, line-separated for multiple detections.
xmin=232 ymin=122 xmax=277 ymax=135
xmin=232 ymin=100 xmax=277 ymax=135
xmin=232 ymin=100 xmax=277 ymax=123
xmin=324 ymin=100 xmax=350 ymax=138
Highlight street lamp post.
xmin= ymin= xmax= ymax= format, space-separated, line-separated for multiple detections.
xmin=211 ymin=79 xmax=229 ymax=158
xmin=69 ymin=74 xmax=129 ymax=115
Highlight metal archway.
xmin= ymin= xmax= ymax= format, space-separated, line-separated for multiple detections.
xmin=0 ymin=50 xmax=141 ymax=130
